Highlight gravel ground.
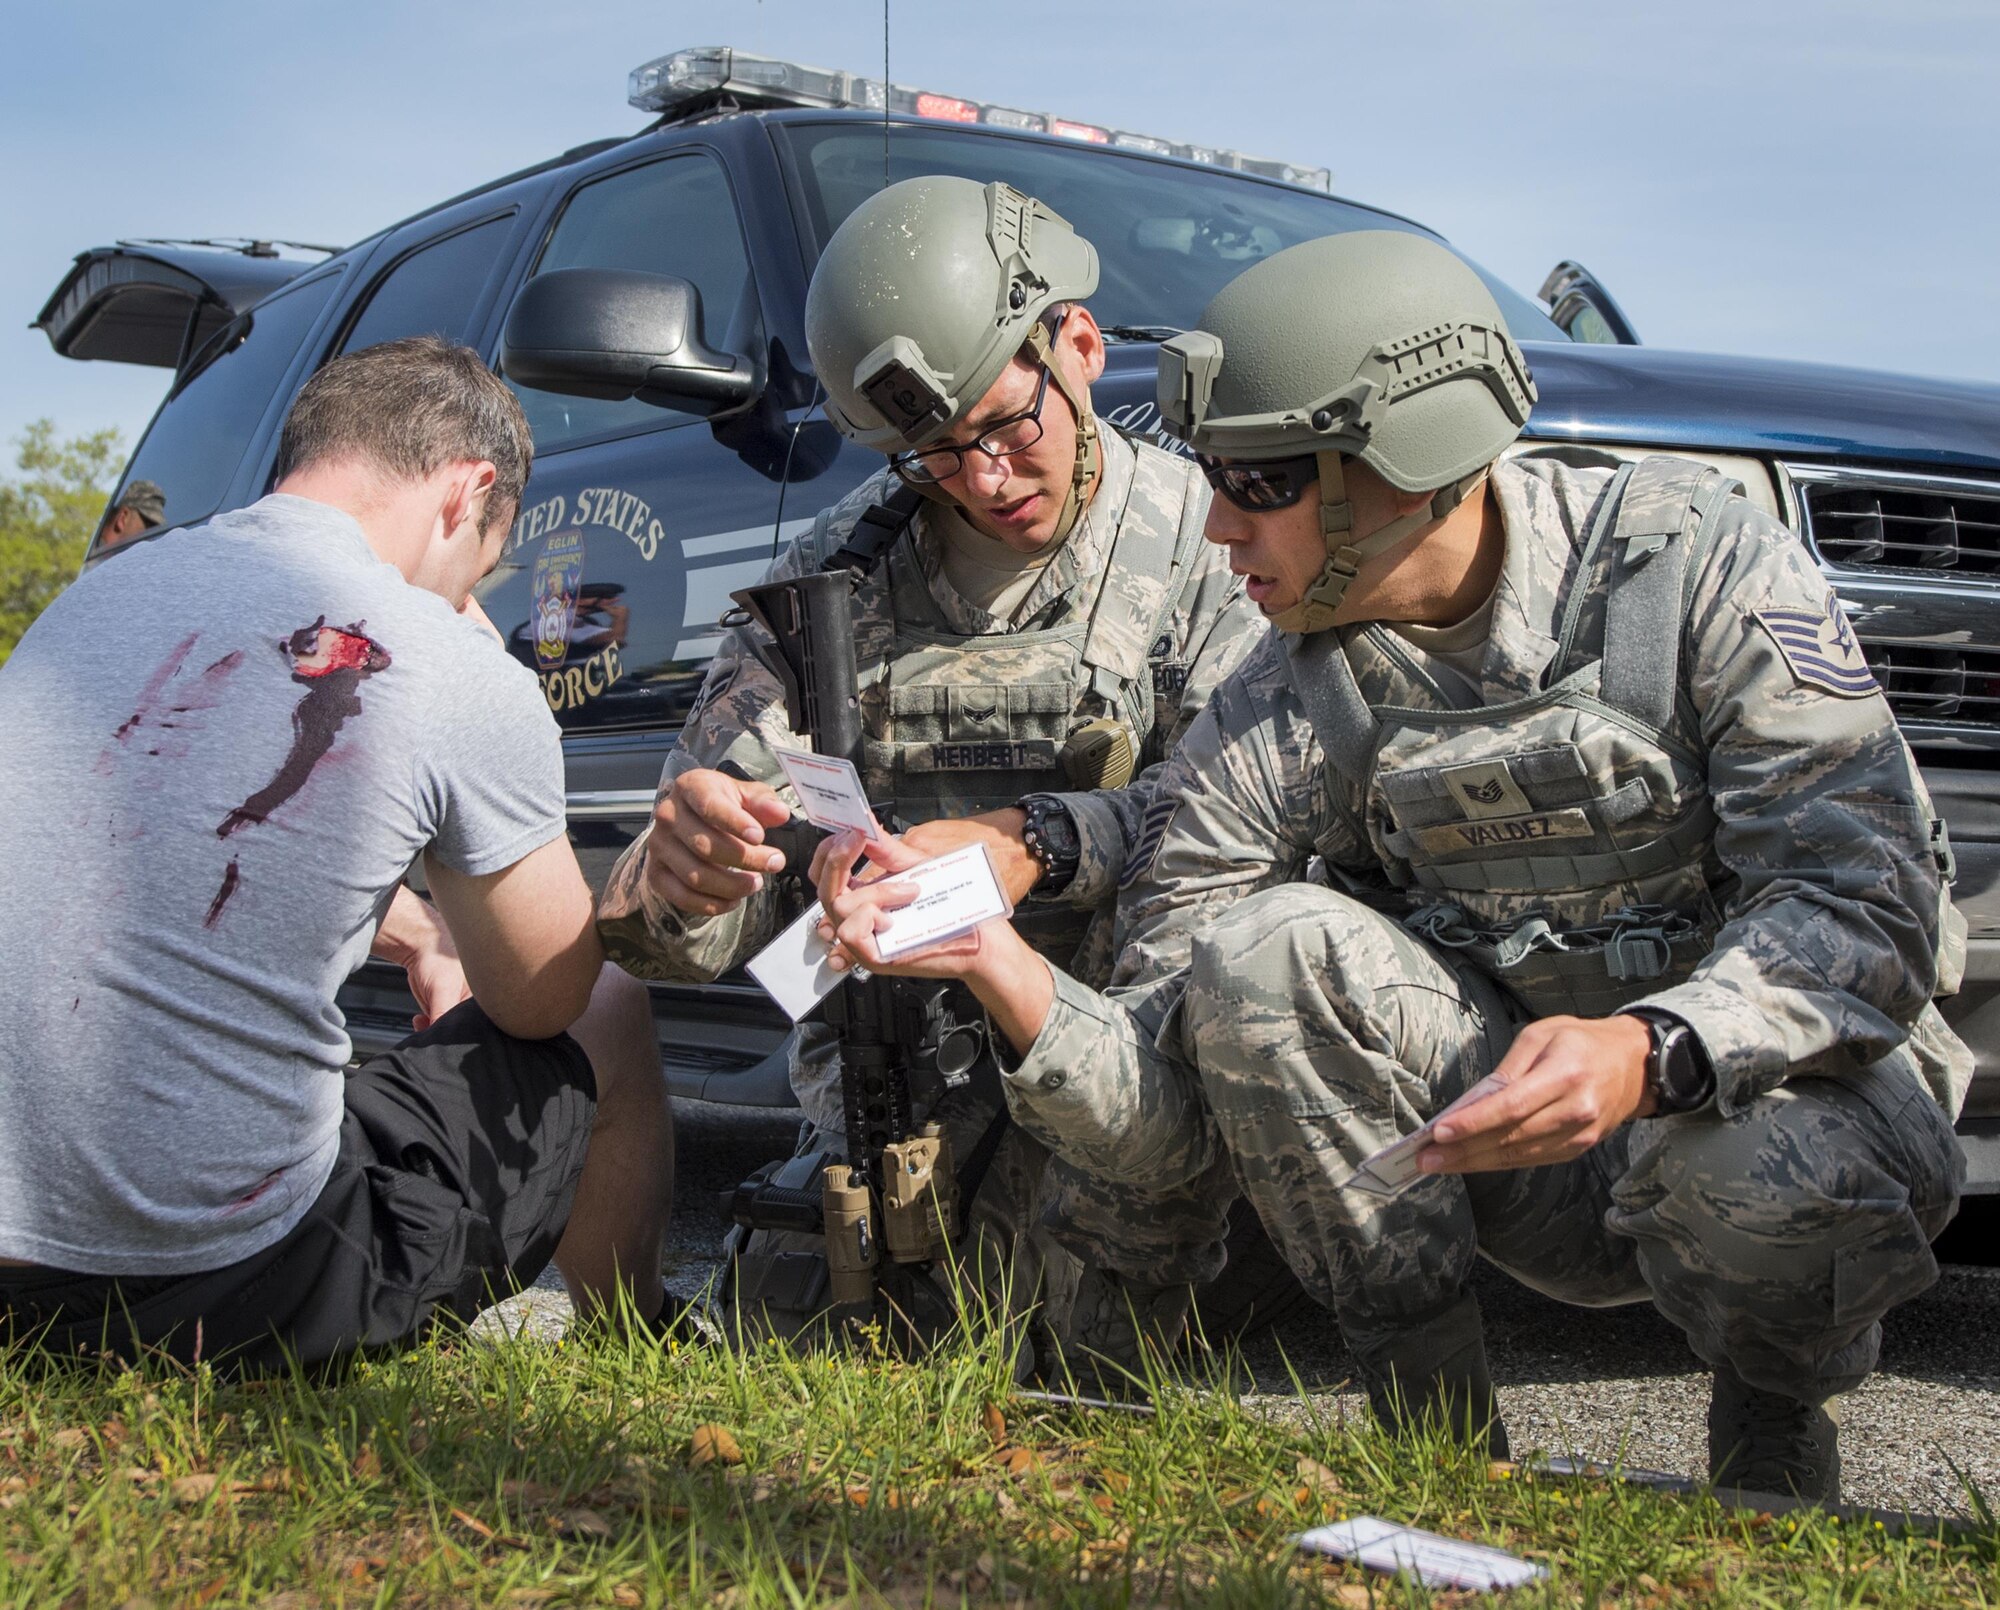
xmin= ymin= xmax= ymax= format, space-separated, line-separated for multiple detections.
xmin=478 ymin=1097 xmax=2000 ymax=1520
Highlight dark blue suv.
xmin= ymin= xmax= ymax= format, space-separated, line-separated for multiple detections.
xmin=36 ymin=47 xmax=2000 ymax=1194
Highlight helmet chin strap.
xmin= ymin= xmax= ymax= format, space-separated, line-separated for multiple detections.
xmin=1022 ymin=318 xmax=1100 ymax=545
xmin=1268 ymin=454 xmax=1485 ymax=635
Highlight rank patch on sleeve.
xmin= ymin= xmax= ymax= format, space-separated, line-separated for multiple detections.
xmin=1121 ymin=794 xmax=1181 ymax=891
xmin=1754 ymin=604 xmax=1880 ymax=699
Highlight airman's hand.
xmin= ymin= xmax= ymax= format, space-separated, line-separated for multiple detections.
xmin=807 ymin=829 xmax=985 ymax=980
xmin=1418 ymin=1013 xmax=1655 ymax=1174
xmin=643 ymin=767 xmax=793 ymax=917
xmin=809 ymin=830 xmax=1053 ymax=1052
xmin=899 ymin=809 xmax=1038 ymax=904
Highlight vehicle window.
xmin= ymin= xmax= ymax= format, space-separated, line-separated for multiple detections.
xmin=336 ymin=214 xmax=516 ymax=354
xmin=782 ymin=124 xmax=1566 ymax=345
xmin=114 ymin=269 xmax=344 ymax=538
xmin=508 ymin=154 xmax=760 ymax=450
xmin=1564 ymin=304 xmax=1620 ymax=345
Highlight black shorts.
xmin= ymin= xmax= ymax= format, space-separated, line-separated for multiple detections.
xmin=0 ymin=1001 xmax=595 ymax=1376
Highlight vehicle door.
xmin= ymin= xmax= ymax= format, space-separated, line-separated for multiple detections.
xmin=473 ymin=146 xmax=793 ymax=892
xmin=83 ymin=264 xmax=348 ymax=562
xmin=323 ymin=207 xmax=523 ymax=358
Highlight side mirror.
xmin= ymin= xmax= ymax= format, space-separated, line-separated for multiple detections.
xmin=501 ymin=267 xmax=761 ymax=416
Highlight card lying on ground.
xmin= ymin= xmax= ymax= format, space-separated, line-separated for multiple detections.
xmin=772 ymin=745 xmax=884 ymax=842
xmin=744 ymin=844 xmax=1012 ymax=1019
xmin=1341 ymin=1074 xmax=1509 ymax=1198
xmin=1294 ymin=1517 xmax=1546 ymax=1592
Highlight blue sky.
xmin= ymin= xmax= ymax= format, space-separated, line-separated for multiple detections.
xmin=5 ymin=0 xmax=1996 ymax=464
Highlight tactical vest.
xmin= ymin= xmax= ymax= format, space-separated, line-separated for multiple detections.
xmin=1287 ymin=458 xmax=1746 ymax=1018
xmin=814 ymin=445 xmax=1212 ymax=821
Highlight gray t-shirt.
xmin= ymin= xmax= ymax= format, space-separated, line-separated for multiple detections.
xmin=0 ymin=494 xmax=566 ymax=1275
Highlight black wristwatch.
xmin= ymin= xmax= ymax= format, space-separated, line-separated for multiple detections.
xmin=1622 ymin=1008 xmax=1715 ymax=1116
xmin=1018 ymin=794 xmax=1082 ymax=901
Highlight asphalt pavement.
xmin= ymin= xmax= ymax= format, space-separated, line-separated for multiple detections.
xmin=484 ymin=1097 xmax=2000 ymax=1520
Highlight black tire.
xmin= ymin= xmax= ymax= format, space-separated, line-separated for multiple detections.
xmin=1190 ymin=1196 xmax=1316 ymax=1339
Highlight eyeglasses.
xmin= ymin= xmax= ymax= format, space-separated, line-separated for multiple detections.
xmin=890 ymin=363 xmax=1052 ymax=486
xmin=1196 ymin=451 xmax=1323 ymax=513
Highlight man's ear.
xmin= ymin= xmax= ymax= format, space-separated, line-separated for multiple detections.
xmin=439 ymin=461 xmax=499 ymax=540
xmin=1057 ymin=305 xmax=1108 ymax=387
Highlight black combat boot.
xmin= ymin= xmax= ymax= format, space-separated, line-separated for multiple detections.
xmin=1352 ymin=1294 xmax=1509 ymax=1459
xmin=1044 ymin=1264 xmax=1193 ymax=1398
xmin=1707 ymin=1364 xmax=1842 ymax=1503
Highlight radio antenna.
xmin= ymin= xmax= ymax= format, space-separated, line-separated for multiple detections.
xmin=881 ymin=0 xmax=891 ymax=189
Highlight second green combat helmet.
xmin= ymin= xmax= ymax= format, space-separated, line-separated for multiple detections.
xmin=805 ymin=176 xmax=1103 ymax=541
xmin=1157 ymin=230 xmax=1538 ymax=632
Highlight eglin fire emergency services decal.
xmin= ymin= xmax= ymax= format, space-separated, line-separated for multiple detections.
xmin=531 ymin=529 xmax=586 ymax=670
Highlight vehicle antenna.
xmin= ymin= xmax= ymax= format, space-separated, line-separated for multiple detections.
xmin=881 ymin=0 xmax=891 ymax=189
xmin=770 ymin=384 xmax=825 ymax=562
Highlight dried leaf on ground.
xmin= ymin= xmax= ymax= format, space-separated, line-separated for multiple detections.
xmin=51 ymin=1428 xmax=87 ymax=1451
xmin=981 ymin=1403 xmax=1008 ymax=1447
xmin=169 ymin=1473 xmax=222 ymax=1505
xmin=352 ymin=1444 xmax=382 ymax=1480
xmin=1295 ymin=1456 xmax=1343 ymax=1495
xmin=690 ymin=1423 xmax=743 ymax=1468
xmin=554 ymin=1506 xmax=615 ymax=1540
xmin=1001 ymin=1446 xmax=1042 ymax=1476
xmin=451 ymin=1507 xmax=496 ymax=1540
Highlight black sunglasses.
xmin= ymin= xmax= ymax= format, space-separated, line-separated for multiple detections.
xmin=1192 ymin=450 xmax=1320 ymax=512
xmin=1196 ymin=452 xmax=1324 ymax=512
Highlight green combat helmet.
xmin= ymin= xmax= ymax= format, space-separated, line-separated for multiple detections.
xmin=806 ymin=176 xmax=1103 ymax=541
xmin=1157 ymin=230 xmax=1537 ymax=633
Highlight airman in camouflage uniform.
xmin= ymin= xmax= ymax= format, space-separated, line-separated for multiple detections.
xmin=597 ymin=177 xmax=1262 ymax=1335
xmin=815 ymin=231 xmax=1966 ymax=1500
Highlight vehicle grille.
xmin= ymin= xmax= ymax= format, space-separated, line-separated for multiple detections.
xmin=1800 ymin=476 xmax=2000 ymax=574
xmin=1859 ymin=640 xmax=2000 ymax=729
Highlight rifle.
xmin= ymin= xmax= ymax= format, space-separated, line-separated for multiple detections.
xmin=724 ymin=569 xmax=987 ymax=1336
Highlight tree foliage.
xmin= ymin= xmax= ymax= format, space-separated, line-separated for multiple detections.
xmin=0 ymin=420 xmax=124 ymax=664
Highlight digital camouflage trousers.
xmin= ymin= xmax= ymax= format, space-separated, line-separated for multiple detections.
xmin=1043 ymin=884 xmax=1964 ymax=1404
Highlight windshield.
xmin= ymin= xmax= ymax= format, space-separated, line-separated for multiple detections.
xmin=781 ymin=123 xmax=1565 ymax=344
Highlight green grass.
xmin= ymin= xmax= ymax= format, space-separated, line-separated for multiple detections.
xmin=1 ymin=1302 xmax=1996 ymax=1608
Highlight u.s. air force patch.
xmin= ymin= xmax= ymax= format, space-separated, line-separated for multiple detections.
xmin=1121 ymin=793 xmax=1180 ymax=890
xmin=1754 ymin=603 xmax=1880 ymax=699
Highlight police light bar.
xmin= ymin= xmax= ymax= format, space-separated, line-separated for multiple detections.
xmin=627 ymin=46 xmax=1332 ymax=193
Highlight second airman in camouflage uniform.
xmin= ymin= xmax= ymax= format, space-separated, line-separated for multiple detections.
xmin=598 ymin=177 xmax=1262 ymax=1335
xmin=816 ymin=231 xmax=1966 ymax=1500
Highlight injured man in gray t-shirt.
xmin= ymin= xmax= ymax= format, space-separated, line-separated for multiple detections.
xmin=0 ymin=338 xmax=673 ymax=1370
xmin=0 ymin=494 xmax=566 ymax=1272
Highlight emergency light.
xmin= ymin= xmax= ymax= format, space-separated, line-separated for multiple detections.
xmin=627 ymin=45 xmax=1333 ymax=194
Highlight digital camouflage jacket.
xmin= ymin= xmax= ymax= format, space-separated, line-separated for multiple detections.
xmin=1003 ymin=455 xmax=1969 ymax=1181
xmin=599 ymin=427 xmax=1263 ymax=986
